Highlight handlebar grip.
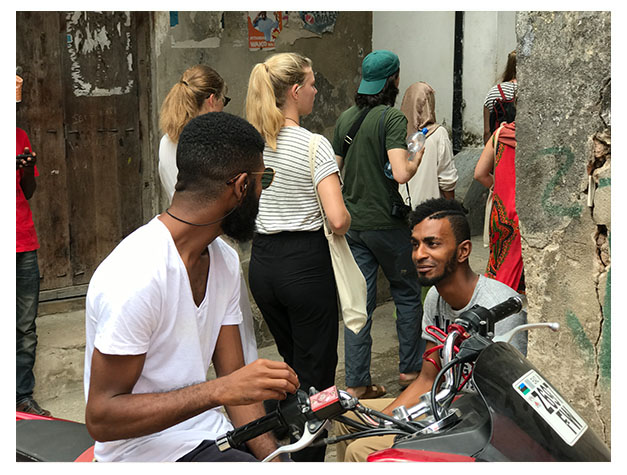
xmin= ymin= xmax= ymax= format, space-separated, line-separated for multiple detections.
xmin=456 ymin=295 xmax=526 ymax=336
xmin=217 ymin=412 xmax=283 ymax=451
xmin=488 ymin=295 xmax=526 ymax=323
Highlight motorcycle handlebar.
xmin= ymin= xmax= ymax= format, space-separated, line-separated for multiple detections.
xmin=455 ymin=295 xmax=527 ymax=336
xmin=217 ymin=387 xmax=352 ymax=453
xmin=217 ymin=390 xmax=311 ymax=452
xmin=217 ymin=412 xmax=283 ymax=451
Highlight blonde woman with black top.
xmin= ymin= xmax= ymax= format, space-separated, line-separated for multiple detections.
xmin=246 ymin=52 xmax=350 ymax=462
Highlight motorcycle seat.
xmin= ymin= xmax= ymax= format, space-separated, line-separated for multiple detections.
xmin=16 ymin=419 xmax=94 ymax=462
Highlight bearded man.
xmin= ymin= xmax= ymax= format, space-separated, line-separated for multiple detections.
xmin=83 ymin=112 xmax=298 ymax=462
xmin=334 ymin=197 xmax=527 ymax=462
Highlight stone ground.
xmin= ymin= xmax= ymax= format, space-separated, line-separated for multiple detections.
xmin=31 ymin=235 xmax=488 ymax=462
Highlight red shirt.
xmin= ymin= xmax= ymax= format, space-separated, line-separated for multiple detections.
xmin=16 ymin=127 xmax=39 ymax=252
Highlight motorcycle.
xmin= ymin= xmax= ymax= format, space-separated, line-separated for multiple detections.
xmin=16 ymin=296 xmax=611 ymax=462
xmin=16 ymin=411 xmax=95 ymax=462
xmin=216 ymin=295 xmax=611 ymax=462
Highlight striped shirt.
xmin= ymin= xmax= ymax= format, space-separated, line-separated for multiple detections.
xmin=255 ymin=126 xmax=339 ymax=234
xmin=484 ymin=81 xmax=518 ymax=112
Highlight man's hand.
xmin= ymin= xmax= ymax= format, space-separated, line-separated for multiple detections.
xmin=16 ymin=147 xmax=37 ymax=169
xmin=216 ymin=358 xmax=299 ymax=405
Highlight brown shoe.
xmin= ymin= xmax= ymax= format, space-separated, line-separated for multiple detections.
xmin=17 ymin=398 xmax=51 ymax=417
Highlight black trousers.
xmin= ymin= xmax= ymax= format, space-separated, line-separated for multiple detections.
xmin=249 ymin=230 xmax=339 ymax=462
xmin=177 ymin=440 xmax=258 ymax=462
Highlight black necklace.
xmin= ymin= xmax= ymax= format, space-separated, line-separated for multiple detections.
xmin=165 ymin=207 xmax=236 ymax=227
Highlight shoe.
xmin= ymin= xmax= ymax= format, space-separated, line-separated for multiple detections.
xmin=346 ymin=384 xmax=387 ymax=399
xmin=399 ymin=372 xmax=420 ymax=388
xmin=17 ymin=398 xmax=51 ymax=417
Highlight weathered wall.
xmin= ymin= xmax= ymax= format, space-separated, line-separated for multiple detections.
xmin=373 ymin=11 xmax=517 ymax=146
xmin=152 ymin=11 xmax=371 ymax=204
xmin=151 ymin=11 xmax=372 ymax=346
xmin=515 ymin=11 xmax=611 ymax=445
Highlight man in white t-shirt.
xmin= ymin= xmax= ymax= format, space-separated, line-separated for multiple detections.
xmin=84 ymin=112 xmax=298 ymax=462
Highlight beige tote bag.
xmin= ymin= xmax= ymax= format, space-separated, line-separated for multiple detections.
xmin=308 ymin=134 xmax=367 ymax=335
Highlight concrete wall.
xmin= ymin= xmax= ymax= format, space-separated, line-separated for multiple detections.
xmin=515 ymin=11 xmax=611 ymax=445
xmin=373 ymin=11 xmax=455 ymax=132
xmin=373 ymin=11 xmax=517 ymax=146
xmin=463 ymin=11 xmax=517 ymax=143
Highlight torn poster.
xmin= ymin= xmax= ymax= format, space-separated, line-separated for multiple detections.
xmin=300 ymin=11 xmax=338 ymax=35
xmin=248 ymin=11 xmax=282 ymax=50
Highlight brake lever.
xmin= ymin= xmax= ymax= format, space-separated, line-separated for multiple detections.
xmin=261 ymin=419 xmax=332 ymax=462
xmin=493 ymin=322 xmax=560 ymax=344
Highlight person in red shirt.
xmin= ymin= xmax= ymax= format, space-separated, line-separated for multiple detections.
xmin=16 ymin=74 xmax=50 ymax=416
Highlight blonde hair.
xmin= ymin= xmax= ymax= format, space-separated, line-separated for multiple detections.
xmin=159 ymin=65 xmax=226 ymax=143
xmin=245 ymin=53 xmax=312 ymax=150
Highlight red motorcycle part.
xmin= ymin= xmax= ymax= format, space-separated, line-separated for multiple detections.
xmin=367 ymin=448 xmax=476 ymax=462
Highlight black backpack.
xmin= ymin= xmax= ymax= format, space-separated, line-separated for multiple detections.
xmin=489 ymin=83 xmax=516 ymax=134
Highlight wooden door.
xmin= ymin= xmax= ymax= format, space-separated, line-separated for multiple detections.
xmin=16 ymin=11 xmax=148 ymax=294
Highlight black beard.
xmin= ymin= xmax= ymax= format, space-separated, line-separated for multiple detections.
xmin=417 ymin=251 xmax=458 ymax=287
xmin=221 ymin=184 xmax=260 ymax=242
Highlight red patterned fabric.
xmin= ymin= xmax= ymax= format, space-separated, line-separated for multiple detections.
xmin=485 ymin=125 xmax=524 ymax=292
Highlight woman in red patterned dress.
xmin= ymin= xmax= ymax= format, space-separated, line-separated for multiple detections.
xmin=474 ymin=121 xmax=525 ymax=293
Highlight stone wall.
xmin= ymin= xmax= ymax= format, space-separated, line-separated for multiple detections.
xmin=515 ymin=11 xmax=611 ymax=445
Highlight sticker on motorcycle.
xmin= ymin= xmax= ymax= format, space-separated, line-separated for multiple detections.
xmin=513 ymin=370 xmax=587 ymax=446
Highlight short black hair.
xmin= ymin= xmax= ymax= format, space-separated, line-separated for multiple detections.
xmin=408 ymin=198 xmax=470 ymax=244
xmin=175 ymin=112 xmax=265 ymax=199
xmin=354 ymin=70 xmax=400 ymax=108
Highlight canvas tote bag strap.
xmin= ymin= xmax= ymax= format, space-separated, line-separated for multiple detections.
xmin=308 ymin=133 xmax=332 ymax=236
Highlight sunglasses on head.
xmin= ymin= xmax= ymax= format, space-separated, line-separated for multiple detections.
xmin=207 ymin=90 xmax=231 ymax=107
xmin=226 ymin=167 xmax=275 ymax=190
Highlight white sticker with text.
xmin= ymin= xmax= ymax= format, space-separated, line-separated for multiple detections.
xmin=513 ymin=370 xmax=587 ymax=446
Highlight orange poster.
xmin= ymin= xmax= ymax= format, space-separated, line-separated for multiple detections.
xmin=247 ymin=11 xmax=282 ymax=51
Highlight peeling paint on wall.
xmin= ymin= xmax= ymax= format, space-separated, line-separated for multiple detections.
xmin=66 ymin=11 xmax=134 ymax=97
xmin=170 ymin=11 xmax=224 ymax=49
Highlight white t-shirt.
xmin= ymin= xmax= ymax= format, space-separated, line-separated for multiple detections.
xmin=84 ymin=217 xmax=243 ymax=462
xmin=158 ymin=134 xmax=178 ymax=202
xmin=255 ymin=126 xmax=339 ymax=234
xmin=157 ymin=134 xmax=259 ymax=365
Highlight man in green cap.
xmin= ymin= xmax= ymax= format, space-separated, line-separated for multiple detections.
xmin=332 ymin=50 xmax=425 ymax=400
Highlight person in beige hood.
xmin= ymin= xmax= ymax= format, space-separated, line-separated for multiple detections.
xmin=399 ymin=82 xmax=458 ymax=207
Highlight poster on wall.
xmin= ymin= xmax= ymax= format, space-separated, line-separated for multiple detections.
xmin=299 ymin=11 xmax=338 ymax=35
xmin=248 ymin=11 xmax=282 ymax=50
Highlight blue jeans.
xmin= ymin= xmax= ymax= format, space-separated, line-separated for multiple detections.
xmin=16 ymin=250 xmax=40 ymax=404
xmin=344 ymin=229 xmax=425 ymax=387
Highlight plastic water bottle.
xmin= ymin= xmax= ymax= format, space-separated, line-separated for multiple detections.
xmin=384 ymin=127 xmax=428 ymax=179
xmin=407 ymin=127 xmax=429 ymax=161
xmin=384 ymin=161 xmax=394 ymax=179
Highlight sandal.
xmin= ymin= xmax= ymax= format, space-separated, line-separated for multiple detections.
xmin=347 ymin=384 xmax=387 ymax=399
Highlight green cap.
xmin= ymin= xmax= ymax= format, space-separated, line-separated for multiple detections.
xmin=358 ymin=50 xmax=400 ymax=95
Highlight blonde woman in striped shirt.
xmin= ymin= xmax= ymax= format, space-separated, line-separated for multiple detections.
xmin=245 ymin=52 xmax=350 ymax=462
